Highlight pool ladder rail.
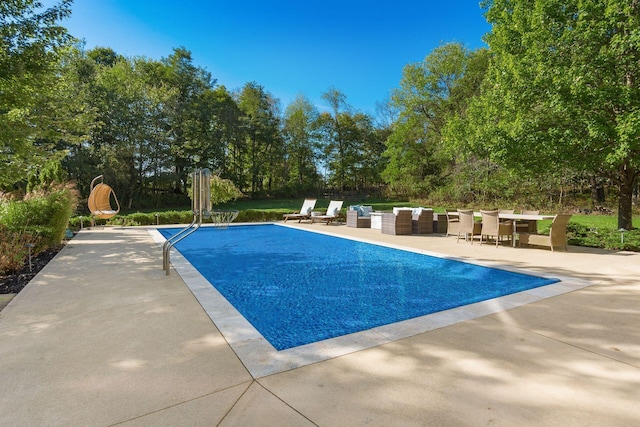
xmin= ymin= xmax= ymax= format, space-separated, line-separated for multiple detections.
xmin=163 ymin=169 xmax=211 ymax=275
xmin=162 ymin=211 xmax=201 ymax=275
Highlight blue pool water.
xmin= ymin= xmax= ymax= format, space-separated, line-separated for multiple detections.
xmin=160 ymin=225 xmax=559 ymax=350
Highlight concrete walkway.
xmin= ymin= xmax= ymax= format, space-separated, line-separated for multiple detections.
xmin=0 ymin=224 xmax=638 ymax=426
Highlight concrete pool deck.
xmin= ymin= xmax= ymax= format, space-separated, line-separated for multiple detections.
xmin=0 ymin=223 xmax=639 ymax=426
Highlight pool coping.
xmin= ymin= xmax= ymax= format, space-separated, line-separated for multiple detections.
xmin=148 ymin=223 xmax=593 ymax=378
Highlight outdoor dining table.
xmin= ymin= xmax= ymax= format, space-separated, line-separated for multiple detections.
xmin=450 ymin=211 xmax=556 ymax=247
xmin=493 ymin=213 xmax=556 ymax=247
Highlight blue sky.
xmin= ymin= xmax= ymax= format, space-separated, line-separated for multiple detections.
xmin=59 ymin=1 xmax=491 ymax=115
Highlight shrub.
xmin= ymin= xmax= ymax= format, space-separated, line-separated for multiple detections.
xmin=234 ymin=209 xmax=285 ymax=222
xmin=0 ymin=225 xmax=39 ymax=274
xmin=156 ymin=210 xmax=194 ymax=225
xmin=121 ymin=212 xmax=153 ymax=226
xmin=566 ymin=223 xmax=640 ymax=251
xmin=0 ymin=184 xmax=78 ymax=247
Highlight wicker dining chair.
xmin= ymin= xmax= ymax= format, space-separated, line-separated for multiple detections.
xmin=515 ymin=209 xmax=540 ymax=233
xmin=480 ymin=210 xmax=513 ymax=247
xmin=445 ymin=208 xmax=460 ymax=237
xmin=457 ymin=209 xmax=481 ymax=243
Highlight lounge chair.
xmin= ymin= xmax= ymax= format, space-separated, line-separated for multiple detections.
xmin=88 ymin=175 xmax=120 ymax=227
xmin=310 ymin=200 xmax=344 ymax=224
xmin=346 ymin=205 xmax=372 ymax=228
xmin=519 ymin=214 xmax=572 ymax=251
xmin=480 ymin=210 xmax=513 ymax=247
xmin=457 ymin=209 xmax=481 ymax=243
xmin=283 ymin=199 xmax=317 ymax=223
xmin=381 ymin=210 xmax=412 ymax=235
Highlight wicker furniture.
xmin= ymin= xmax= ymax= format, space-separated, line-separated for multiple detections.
xmin=88 ymin=175 xmax=120 ymax=226
xmin=519 ymin=214 xmax=572 ymax=251
xmin=480 ymin=210 xmax=514 ymax=247
xmin=445 ymin=208 xmax=460 ymax=237
xmin=411 ymin=208 xmax=434 ymax=234
xmin=515 ymin=210 xmax=540 ymax=233
xmin=346 ymin=206 xmax=372 ymax=228
xmin=381 ymin=210 xmax=413 ymax=235
xmin=457 ymin=209 xmax=481 ymax=243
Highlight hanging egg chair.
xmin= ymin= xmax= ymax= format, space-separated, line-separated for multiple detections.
xmin=88 ymin=175 xmax=120 ymax=226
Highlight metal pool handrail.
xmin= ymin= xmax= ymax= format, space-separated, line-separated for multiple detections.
xmin=162 ymin=169 xmax=211 ymax=275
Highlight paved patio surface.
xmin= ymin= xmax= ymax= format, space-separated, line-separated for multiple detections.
xmin=0 ymin=223 xmax=638 ymax=426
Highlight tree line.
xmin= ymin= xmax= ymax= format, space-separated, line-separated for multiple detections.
xmin=2 ymin=0 xmax=639 ymax=228
xmin=44 ymin=45 xmax=389 ymax=209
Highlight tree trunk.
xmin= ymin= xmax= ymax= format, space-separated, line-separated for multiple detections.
xmin=590 ymin=177 xmax=605 ymax=205
xmin=618 ymin=167 xmax=636 ymax=230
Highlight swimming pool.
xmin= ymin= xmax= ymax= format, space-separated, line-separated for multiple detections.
xmin=158 ymin=224 xmax=559 ymax=351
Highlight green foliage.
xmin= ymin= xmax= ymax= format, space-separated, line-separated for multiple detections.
xmin=0 ymin=185 xmax=78 ymax=247
xmin=473 ymin=0 xmax=640 ymax=229
xmin=314 ymin=88 xmax=386 ymax=193
xmin=101 ymin=210 xmax=195 ymax=227
xmin=4 ymin=0 xmax=638 ymax=232
xmin=0 ymin=225 xmax=39 ymax=274
xmin=282 ymin=95 xmax=322 ymax=192
xmin=0 ymin=185 xmax=78 ymax=274
xmin=235 ymin=209 xmax=286 ymax=222
xmin=566 ymin=223 xmax=640 ymax=252
xmin=386 ymin=44 xmax=489 ymax=197
xmin=236 ymin=82 xmax=286 ymax=195
xmin=210 ymin=175 xmax=243 ymax=205
xmin=26 ymin=158 xmax=67 ymax=192
xmin=0 ymin=0 xmax=74 ymax=189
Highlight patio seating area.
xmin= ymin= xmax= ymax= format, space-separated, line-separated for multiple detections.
xmin=340 ymin=204 xmax=566 ymax=251
xmin=1 ymin=225 xmax=638 ymax=426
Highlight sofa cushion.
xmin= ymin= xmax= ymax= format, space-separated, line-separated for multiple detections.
xmin=393 ymin=207 xmax=413 ymax=215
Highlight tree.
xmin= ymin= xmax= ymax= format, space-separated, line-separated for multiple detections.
xmin=236 ymin=82 xmax=284 ymax=195
xmin=0 ymin=0 xmax=73 ymax=189
xmin=87 ymin=54 xmax=179 ymax=208
xmin=385 ymin=43 xmax=487 ymax=197
xmin=160 ymin=47 xmax=218 ymax=195
xmin=282 ymin=95 xmax=321 ymax=193
xmin=319 ymin=87 xmax=350 ymax=190
xmin=475 ymin=0 xmax=640 ymax=229
xmin=209 ymin=174 xmax=242 ymax=205
xmin=336 ymin=112 xmax=384 ymax=191
xmin=209 ymin=86 xmax=243 ymax=185
xmin=49 ymin=45 xmax=100 ymax=196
